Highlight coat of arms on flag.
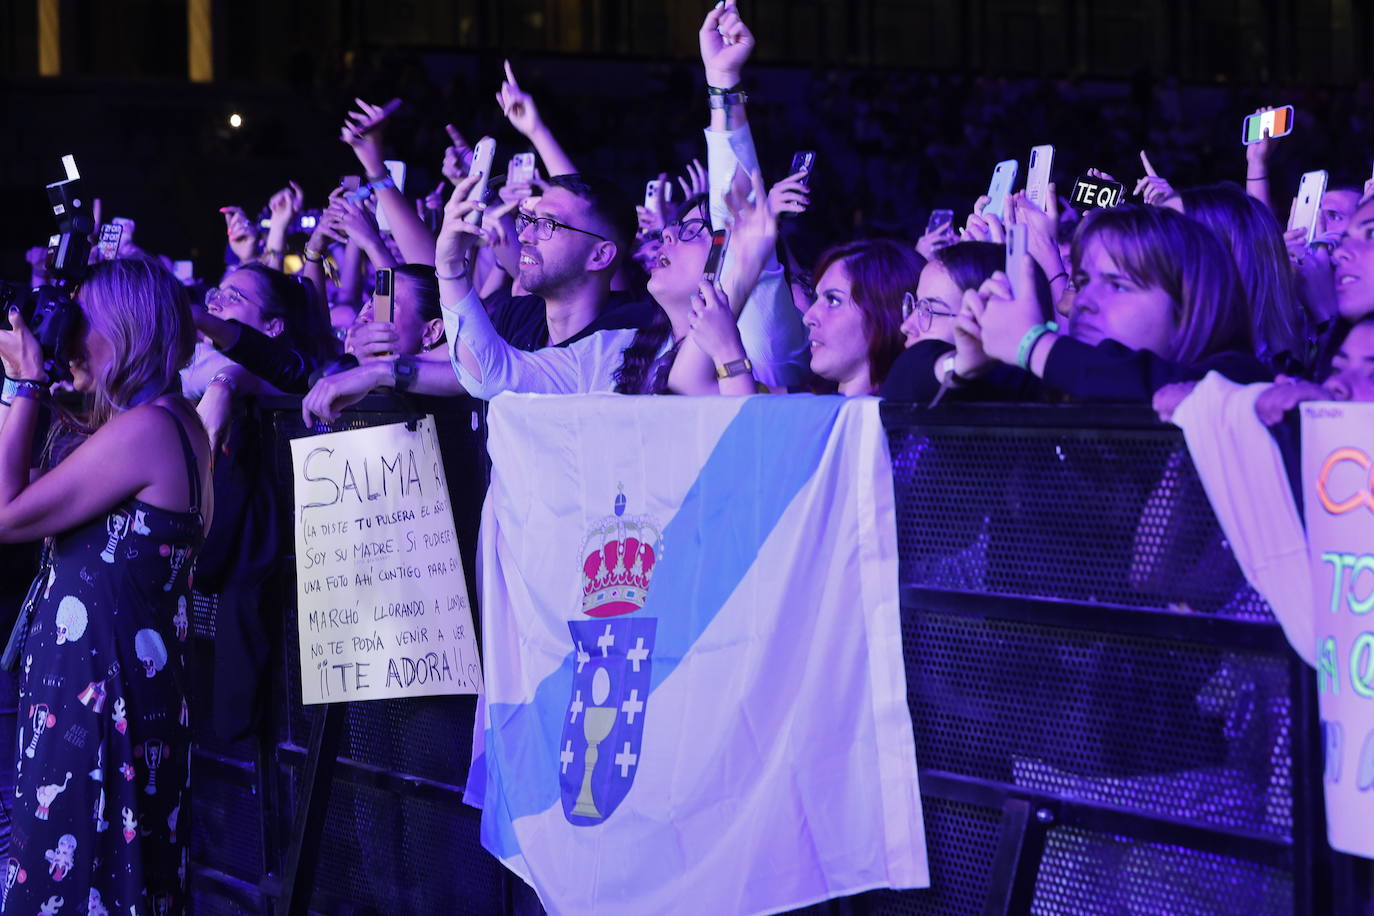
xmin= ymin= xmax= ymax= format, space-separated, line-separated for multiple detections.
xmin=560 ymin=490 xmax=660 ymax=824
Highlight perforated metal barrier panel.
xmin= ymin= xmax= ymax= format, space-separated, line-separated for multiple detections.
xmin=180 ymin=400 xmax=1327 ymax=916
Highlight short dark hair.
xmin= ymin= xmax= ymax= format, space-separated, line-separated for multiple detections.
xmin=544 ymin=174 xmax=636 ymax=267
xmin=393 ymin=263 xmax=441 ymax=322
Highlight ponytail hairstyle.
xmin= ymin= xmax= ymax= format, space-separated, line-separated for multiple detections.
xmin=76 ymin=258 xmax=196 ymax=427
xmin=231 ymin=263 xmax=340 ymax=363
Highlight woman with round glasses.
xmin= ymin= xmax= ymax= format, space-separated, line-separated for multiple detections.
xmin=882 ymin=242 xmax=1053 ymax=402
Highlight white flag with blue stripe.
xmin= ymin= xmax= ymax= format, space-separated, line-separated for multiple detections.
xmin=470 ymin=394 xmax=928 ymax=915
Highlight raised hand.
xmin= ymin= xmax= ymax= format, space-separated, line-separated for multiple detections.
xmin=1133 ymin=151 xmax=1176 ymax=205
xmin=951 ymin=288 xmax=997 ymax=380
xmin=341 ymin=98 xmax=399 ymax=174
xmin=267 ymin=181 xmax=304 ymax=225
xmin=767 ymin=170 xmax=811 ymax=216
xmin=678 ymin=158 xmax=709 ymax=202
xmin=966 ymin=255 xmax=1044 ymax=368
xmin=435 ymin=173 xmax=490 ymax=276
xmin=699 ymin=0 xmax=754 ymax=88
xmin=496 ymin=60 xmax=546 ymax=139
xmin=1246 ymin=106 xmax=1283 ymax=173
xmin=441 ymin=124 xmax=474 ymax=185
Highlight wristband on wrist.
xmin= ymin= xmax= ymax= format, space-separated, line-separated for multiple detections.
xmin=207 ymin=372 xmax=238 ymax=394
xmin=366 ymin=171 xmax=390 ymax=183
xmin=2 ymin=377 xmax=47 ymax=404
xmin=263 ymin=247 xmax=284 ymax=261
xmin=1246 ymin=174 xmax=1267 ymax=181
xmin=1015 ymin=320 xmax=1059 ymax=370
xmin=435 ymin=267 xmax=469 ymax=282
xmin=1048 ymin=271 xmax=1068 ymax=285
xmin=368 ymin=175 xmax=396 ymax=193
xmin=303 ymin=248 xmax=325 ymax=263
xmin=707 ymin=91 xmax=748 ymax=110
xmin=707 ymin=83 xmax=742 ymax=95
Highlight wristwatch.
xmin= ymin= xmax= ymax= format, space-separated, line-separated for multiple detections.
xmin=392 ymin=355 xmax=419 ymax=392
xmin=716 ymin=357 xmax=753 ymax=380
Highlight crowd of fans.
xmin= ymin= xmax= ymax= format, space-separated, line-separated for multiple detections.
xmin=3 ymin=1 xmax=1374 ymax=910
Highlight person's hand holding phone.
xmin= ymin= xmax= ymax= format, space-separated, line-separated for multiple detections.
xmin=441 ymin=124 xmax=474 ymax=185
xmin=949 ymin=288 xmax=997 ymax=382
xmin=964 ymin=255 xmax=1044 ymax=370
xmin=962 ymin=195 xmax=1005 ymax=244
xmin=1008 ymin=190 xmax=1066 ymax=287
xmin=767 ymin=170 xmax=811 ymax=217
xmin=435 ymin=173 xmax=490 ymax=280
xmin=699 ymin=0 xmax=754 ymax=89
xmin=1246 ymin=107 xmax=1283 ymax=173
xmin=687 ymin=280 xmax=748 ymax=370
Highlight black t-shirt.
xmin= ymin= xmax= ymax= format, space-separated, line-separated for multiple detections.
xmin=484 ymin=289 xmax=659 ymax=351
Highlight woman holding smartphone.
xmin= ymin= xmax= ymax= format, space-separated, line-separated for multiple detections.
xmin=0 ymin=258 xmax=209 ymax=915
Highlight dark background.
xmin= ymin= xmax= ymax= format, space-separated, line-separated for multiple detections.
xmin=3 ymin=0 xmax=1373 ymax=280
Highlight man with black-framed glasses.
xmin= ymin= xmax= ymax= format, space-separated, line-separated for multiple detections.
xmin=485 ymin=174 xmax=657 ymax=353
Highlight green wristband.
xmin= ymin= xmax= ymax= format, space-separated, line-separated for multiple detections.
xmin=1016 ymin=321 xmax=1059 ymax=370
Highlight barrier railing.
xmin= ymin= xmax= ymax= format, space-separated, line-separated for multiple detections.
xmin=183 ymin=397 xmax=1331 ymax=916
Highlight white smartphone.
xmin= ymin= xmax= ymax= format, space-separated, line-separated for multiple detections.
xmin=985 ymin=160 xmax=1019 ymax=220
xmin=375 ymin=160 xmax=408 ymax=234
xmin=464 ymin=137 xmax=497 ymax=226
xmin=1026 ymin=146 xmax=1055 ymax=211
xmin=1289 ymin=170 xmax=1328 ymax=245
xmin=644 ymin=179 xmax=675 ymax=216
xmin=508 ymin=153 xmax=537 ymax=188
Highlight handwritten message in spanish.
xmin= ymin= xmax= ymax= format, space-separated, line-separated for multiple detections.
xmin=291 ymin=417 xmax=482 ymax=704
xmin=1303 ymin=402 xmax=1374 ymax=858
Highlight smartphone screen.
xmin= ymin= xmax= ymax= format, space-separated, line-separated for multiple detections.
xmin=702 ymin=229 xmax=729 ymax=283
xmin=96 ymin=224 xmax=123 ymax=261
xmin=925 ymin=209 xmax=954 ymax=235
xmin=373 ymin=268 xmax=395 ymax=329
xmin=1026 ymin=146 xmax=1055 ymax=211
xmin=1242 ymin=106 xmax=1294 ymax=145
xmin=1290 ymin=170 xmax=1329 ymax=245
xmin=790 ymin=151 xmax=816 ymax=188
xmin=464 ymin=137 xmax=497 ymax=225
xmin=985 ymin=160 xmax=1019 ymax=220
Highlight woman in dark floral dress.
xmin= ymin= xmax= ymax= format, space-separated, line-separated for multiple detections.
xmin=0 ymin=259 xmax=209 ymax=916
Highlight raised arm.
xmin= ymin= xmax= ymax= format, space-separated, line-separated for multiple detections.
xmin=261 ymin=181 xmax=303 ymax=270
xmin=341 ymin=98 xmax=437 ymax=265
xmin=496 ymin=60 xmax=577 ymax=177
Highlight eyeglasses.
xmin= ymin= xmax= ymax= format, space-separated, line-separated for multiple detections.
xmin=515 ymin=210 xmax=608 ymax=242
xmin=205 ymin=285 xmax=258 ymax=311
xmin=664 ymin=217 xmax=710 ymax=243
xmin=902 ymin=292 xmax=958 ymax=332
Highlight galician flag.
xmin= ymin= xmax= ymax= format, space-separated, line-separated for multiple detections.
xmin=469 ymin=394 xmax=928 ymax=915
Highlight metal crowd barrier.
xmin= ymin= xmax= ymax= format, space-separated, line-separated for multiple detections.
xmin=179 ymin=397 xmax=1334 ymax=916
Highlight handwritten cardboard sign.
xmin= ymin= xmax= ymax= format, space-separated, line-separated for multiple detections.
xmin=1302 ymin=402 xmax=1374 ymax=858
xmin=291 ymin=417 xmax=482 ymax=704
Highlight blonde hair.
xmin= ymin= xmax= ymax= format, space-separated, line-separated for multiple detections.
xmin=78 ymin=258 xmax=195 ymax=426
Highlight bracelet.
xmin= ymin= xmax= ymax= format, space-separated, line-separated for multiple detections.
xmin=1015 ymin=320 xmax=1059 ymax=370
xmin=2 ymin=377 xmax=47 ymax=404
xmin=435 ymin=268 xmax=468 ymax=282
xmin=1048 ymin=271 xmax=1068 ymax=285
xmin=207 ymin=372 xmax=238 ymax=394
xmin=366 ymin=171 xmax=390 ymax=183
xmin=707 ymin=83 xmax=743 ymax=95
xmin=707 ymin=91 xmax=748 ymax=110
xmin=1246 ymin=175 xmax=1267 ymax=181
xmin=303 ymin=248 xmax=324 ymax=263
xmin=368 ymin=175 xmax=396 ymax=193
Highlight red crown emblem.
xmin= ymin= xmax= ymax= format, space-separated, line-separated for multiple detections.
xmin=580 ymin=489 xmax=661 ymax=618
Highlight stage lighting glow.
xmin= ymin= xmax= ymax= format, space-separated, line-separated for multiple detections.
xmin=228 ymin=113 xmax=243 ymax=129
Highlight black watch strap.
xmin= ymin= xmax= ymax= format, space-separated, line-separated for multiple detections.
xmin=392 ymin=355 xmax=419 ymax=392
